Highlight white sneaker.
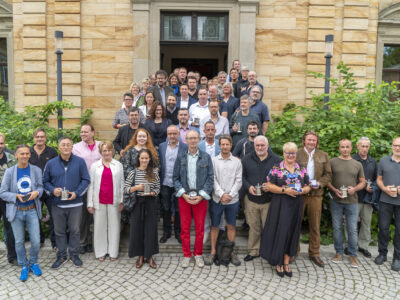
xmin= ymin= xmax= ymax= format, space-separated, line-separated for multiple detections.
xmin=194 ymin=255 xmax=204 ymax=268
xmin=181 ymin=257 xmax=191 ymax=268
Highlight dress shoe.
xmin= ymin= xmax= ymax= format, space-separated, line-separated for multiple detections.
xmin=136 ymin=256 xmax=144 ymax=269
xmin=147 ymin=257 xmax=157 ymax=269
xmin=392 ymin=259 xmax=400 ymax=272
xmin=244 ymin=254 xmax=259 ymax=262
xmin=86 ymin=245 xmax=93 ymax=253
xmin=79 ymin=246 xmax=86 ymax=255
xmin=241 ymin=222 xmax=250 ymax=231
xmin=310 ymin=256 xmax=325 ymax=268
xmin=358 ymin=247 xmax=372 ymax=258
xmin=374 ymin=254 xmax=387 ymax=265
xmin=284 ymin=264 xmax=292 ymax=277
xmin=276 ymin=266 xmax=284 ymax=278
xmin=159 ymin=234 xmax=171 ymax=243
xmin=175 ymin=234 xmax=182 ymax=244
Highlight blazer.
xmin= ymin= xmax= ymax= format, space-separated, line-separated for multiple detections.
xmin=198 ymin=139 xmax=221 ymax=157
xmin=149 ymin=85 xmax=174 ymax=106
xmin=112 ymin=123 xmax=144 ymax=154
xmin=296 ymin=147 xmax=332 ymax=196
xmin=176 ymin=96 xmax=197 ymax=110
xmin=158 ymin=141 xmax=188 ymax=184
xmin=144 ymin=118 xmax=172 ymax=147
xmin=87 ymin=159 xmax=124 ymax=209
xmin=0 ymin=164 xmax=43 ymax=222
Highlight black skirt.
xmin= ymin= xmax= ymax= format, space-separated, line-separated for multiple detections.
xmin=260 ymin=193 xmax=303 ymax=266
xmin=128 ymin=196 xmax=159 ymax=258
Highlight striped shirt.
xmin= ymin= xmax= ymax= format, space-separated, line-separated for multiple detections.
xmin=124 ymin=168 xmax=160 ymax=196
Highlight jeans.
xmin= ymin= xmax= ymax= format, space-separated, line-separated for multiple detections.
xmin=378 ymin=201 xmax=400 ymax=259
xmin=0 ymin=199 xmax=16 ymax=261
xmin=10 ymin=209 xmax=40 ymax=267
xmin=330 ymin=199 xmax=358 ymax=256
xmin=160 ymin=185 xmax=180 ymax=236
xmin=52 ymin=205 xmax=82 ymax=258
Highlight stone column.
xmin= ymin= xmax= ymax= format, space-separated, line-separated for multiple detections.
xmin=238 ymin=0 xmax=258 ymax=71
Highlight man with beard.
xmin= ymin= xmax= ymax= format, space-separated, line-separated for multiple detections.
xmin=249 ymin=85 xmax=269 ymax=135
xmin=165 ymin=93 xmax=179 ymax=125
xmin=232 ymin=121 xmax=260 ymax=159
xmin=188 ymin=76 xmax=199 ymax=100
xmin=149 ymin=70 xmax=174 ymax=107
xmin=113 ymin=107 xmax=144 ymax=154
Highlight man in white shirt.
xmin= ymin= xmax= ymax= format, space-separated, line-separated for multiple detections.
xmin=204 ymin=135 xmax=242 ymax=267
xmin=189 ymin=88 xmax=210 ymax=128
xmin=199 ymin=99 xmax=229 ymax=139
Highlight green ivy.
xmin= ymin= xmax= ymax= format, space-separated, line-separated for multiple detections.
xmin=267 ymin=62 xmax=400 ymax=244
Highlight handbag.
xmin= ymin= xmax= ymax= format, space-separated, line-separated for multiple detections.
xmin=123 ymin=169 xmax=137 ymax=212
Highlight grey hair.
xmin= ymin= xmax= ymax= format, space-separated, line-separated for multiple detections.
xmin=218 ymin=71 xmax=227 ymax=77
xmin=254 ymin=135 xmax=269 ymax=145
xmin=357 ymin=137 xmax=370 ymax=145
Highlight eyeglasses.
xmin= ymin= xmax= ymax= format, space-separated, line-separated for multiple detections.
xmin=284 ymin=152 xmax=296 ymax=156
xmin=393 ymin=145 xmax=400 ymax=148
xmin=124 ymin=98 xmax=133 ymax=101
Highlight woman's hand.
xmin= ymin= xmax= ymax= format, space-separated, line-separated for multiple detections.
xmin=285 ymin=188 xmax=299 ymax=198
xmin=88 ymin=207 xmax=94 ymax=214
xmin=119 ymin=203 xmax=124 ymax=212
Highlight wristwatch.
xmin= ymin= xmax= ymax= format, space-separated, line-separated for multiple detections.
xmin=282 ymin=187 xmax=285 ymax=193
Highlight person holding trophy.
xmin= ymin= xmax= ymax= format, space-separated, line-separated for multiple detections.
xmin=124 ymin=148 xmax=160 ymax=269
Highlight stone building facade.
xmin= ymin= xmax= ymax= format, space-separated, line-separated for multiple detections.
xmin=4 ymin=0 xmax=400 ymax=139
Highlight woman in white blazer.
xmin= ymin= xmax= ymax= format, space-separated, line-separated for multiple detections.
xmin=87 ymin=141 xmax=124 ymax=261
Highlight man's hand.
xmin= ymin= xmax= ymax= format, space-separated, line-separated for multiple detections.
xmin=249 ymin=186 xmax=256 ymax=196
xmin=28 ymin=190 xmax=39 ymax=201
xmin=220 ymin=193 xmax=232 ymax=204
xmin=53 ymin=188 xmax=62 ymax=197
xmin=16 ymin=194 xmax=25 ymax=203
xmin=347 ymin=186 xmax=356 ymax=196
xmin=366 ymin=186 xmax=373 ymax=193
xmin=385 ymin=185 xmax=397 ymax=197
xmin=232 ymin=123 xmax=238 ymax=133
xmin=68 ymin=191 xmax=77 ymax=201
xmin=333 ymin=188 xmax=343 ymax=199
xmin=191 ymin=196 xmax=203 ymax=205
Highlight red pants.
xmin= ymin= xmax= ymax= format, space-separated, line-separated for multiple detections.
xmin=179 ymin=197 xmax=207 ymax=257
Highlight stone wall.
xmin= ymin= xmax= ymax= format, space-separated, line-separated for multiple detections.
xmin=12 ymin=0 xmax=386 ymax=140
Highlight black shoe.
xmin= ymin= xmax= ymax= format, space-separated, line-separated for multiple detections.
xmin=159 ymin=234 xmax=171 ymax=243
xmin=344 ymin=247 xmax=349 ymax=255
xmin=70 ymin=255 xmax=83 ymax=267
xmin=86 ymin=245 xmax=93 ymax=253
xmin=276 ymin=266 xmax=284 ymax=278
xmin=175 ymin=234 xmax=182 ymax=244
xmin=374 ymin=254 xmax=387 ymax=265
xmin=392 ymin=259 xmax=400 ymax=272
xmin=284 ymin=264 xmax=292 ymax=277
xmin=358 ymin=247 xmax=372 ymax=258
xmin=79 ymin=246 xmax=86 ymax=255
xmin=241 ymin=222 xmax=250 ymax=231
xmin=244 ymin=254 xmax=259 ymax=262
xmin=8 ymin=258 xmax=18 ymax=266
xmin=51 ymin=257 xmax=67 ymax=269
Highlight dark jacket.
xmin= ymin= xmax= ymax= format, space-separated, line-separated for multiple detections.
xmin=176 ymin=96 xmax=197 ymax=110
xmin=242 ymin=150 xmax=281 ymax=204
xmin=29 ymin=145 xmax=58 ymax=173
xmin=173 ymin=149 xmax=214 ymax=199
xmin=352 ymin=153 xmax=378 ymax=204
xmin=43 ymin=154 xmax=91 ymax=207
xmin=241 ymin=81 xmax=264 ymax=97
xmin=166 ymin=107 xmax=179 ymax=125
xmin=219 ymin=96 xmax=239 ymax=121
xmin=144 ymin=118 xmax=172 ymax=147
xmin=149 ymin=85 xmax=174 ymax=107
xmin=158 ymin=141 xmax=188 ymax=184
xmin=112 ymin=124 xmax=144 ymax=154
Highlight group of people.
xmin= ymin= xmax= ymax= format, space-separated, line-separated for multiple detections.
xmin=1 ymin=60 xmax=400 ymax=282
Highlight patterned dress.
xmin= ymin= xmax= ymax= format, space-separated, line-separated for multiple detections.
xmin=260 ymin=161 xmax=310 ymax=266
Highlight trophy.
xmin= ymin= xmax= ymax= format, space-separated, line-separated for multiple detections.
xmin=311 ymin=180 xmax=318 ymax=187
xmin=193 ymin=117 xmax=200 ymax=126
xmin=366 ymin=179 xmax=372 ymax=189
xmin=61 ymin=187 xmax=69 ymax=201
xmin=143 ymin=183 xmax=151 ymax=195
xmin=255 ymin=183 xmax=262 ymax=196
xmin=294 ymin=182 xmax=302 ymax=192
xmin=340 ymin=185 xmax=348 ymax=198
xmin=391 ymin=186 xmax=398 ymax=197
xmin=236 ymin=122 xmax=242 ymax=133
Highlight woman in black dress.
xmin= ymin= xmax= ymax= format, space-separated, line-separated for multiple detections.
xmin=260 ymin=142 xmax=310 ymax=277
xmin=144 ymin=101 xmax=172 ymax=148
xmin=124 ymin=149 xmax=160 ymax=269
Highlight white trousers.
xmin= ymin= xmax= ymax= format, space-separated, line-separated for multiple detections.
xmin=93 ymin=204 xmax=121 ymax=258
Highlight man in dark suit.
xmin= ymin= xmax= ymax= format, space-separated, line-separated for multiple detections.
xmin=149 ymin=70 xmax=174 ymax=107
xmin=112 ymin=107 xmax=143 ymax=154
xmin=158 ymin=125 xmax=188 ymax=244
xmin=176 ymin=84 xmax=197 ymax=110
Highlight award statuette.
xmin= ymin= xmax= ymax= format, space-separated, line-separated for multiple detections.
xmin=143 ymin=183 xmax=151 ymax=195
xmin=391 ymin=186 xmax=398 ymax=198
xmin=294 ymin=182 xmax=302 ymax=192
xmin=61 ymin=187 xmax=69 ymax=201
xmin=236 ymin=122 xmax=242 ymax=133
xmin=340 ymin=185 xmax=348 ymax=198
xmin=255 ymin=184 xmax=262 ymax=196
xmin=189 ymin=190 xmax=198 ymax=198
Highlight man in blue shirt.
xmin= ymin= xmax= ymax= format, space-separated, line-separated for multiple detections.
xmin=0 ymin=144 xmax=43 ymax=281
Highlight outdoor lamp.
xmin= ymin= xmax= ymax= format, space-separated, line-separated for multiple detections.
xmin=55 ymin=30 xmax=63 ymax=54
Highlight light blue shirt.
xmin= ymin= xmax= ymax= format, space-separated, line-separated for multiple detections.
xmin=187 ymin=150 xmax=199 ymax=190
xmin=163 ymin=142 xmax=179 ymax=187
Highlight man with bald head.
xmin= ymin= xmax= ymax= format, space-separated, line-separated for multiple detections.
xmin=375 ymin=137 xmax=400 ymax=271
xmin=173 ymin=130 xmax=214 ymax=268
xmin=158 ymin=125 xmax=188 ymax=244
xmin=241 ymin=135 xmax=280 ymax=261
xmin=327 ymin=139 xmax=365 ymax=268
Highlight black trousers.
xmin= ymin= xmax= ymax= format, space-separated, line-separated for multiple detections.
xmin=378 ymin=201 xmax=400 ymax=259
xmin=39 ymin=194 xmax=56 ymax=247
xmin=129 ymin=196 xmax=159 ymax=259
xmin=0 ymin=199 xmax=16 ymax=261
xmin=160 ymin=185 xmax=180 ymax=236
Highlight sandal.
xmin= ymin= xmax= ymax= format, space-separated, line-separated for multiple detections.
xmin=97 ymin=256 xmax=106 ymax=262
xmin=284 ymin=264 xmax=292 ymax=277
xmin=110 ymin=257 xmax=118 ymax=261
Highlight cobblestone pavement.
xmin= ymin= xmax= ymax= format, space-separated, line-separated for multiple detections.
xmin=0 ymin=244 xmax=400 ymax=299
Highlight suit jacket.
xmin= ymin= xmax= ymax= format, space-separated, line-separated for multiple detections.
xmin=158 ymin=141 xmax=188 ymax=185
xmin=198 ymin=139 xmax=221 ymax=157
xmin=296 ymin=147 xmax=332 ymax=196
xmin=176 ymin=96 xmax=197 ymax=110
xmin=149 ymin=85 xmax=174 ymax=107
xmin=112 ymin=124 xmax=144 ymax=154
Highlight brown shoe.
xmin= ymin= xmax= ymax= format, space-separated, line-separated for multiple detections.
xmin=331 ymin=254 xmax=343 ymax=264
xmin=310 ymin=256 xmax=325 ymax=268
xmin=147 ymin=257 xmax=157 ymax=269
xmin=349 ymin=256 xmax=359 ymax=268
xmin=136 ymin=256 xmax=144 ymax=269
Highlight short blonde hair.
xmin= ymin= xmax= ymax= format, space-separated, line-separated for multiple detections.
xmin=283 ymin=142 xmax=298 ymax=153
xmin=98 ymin=141 xmax=114 ymax=154
xmin=129 ymin=82 xmax=140 ymax=91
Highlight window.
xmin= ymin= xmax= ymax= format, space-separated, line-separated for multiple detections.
xmin=161 ymin=12 xmax=228 ymax=44
xmin=383 ymin=45 xmax=400 ymax=83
